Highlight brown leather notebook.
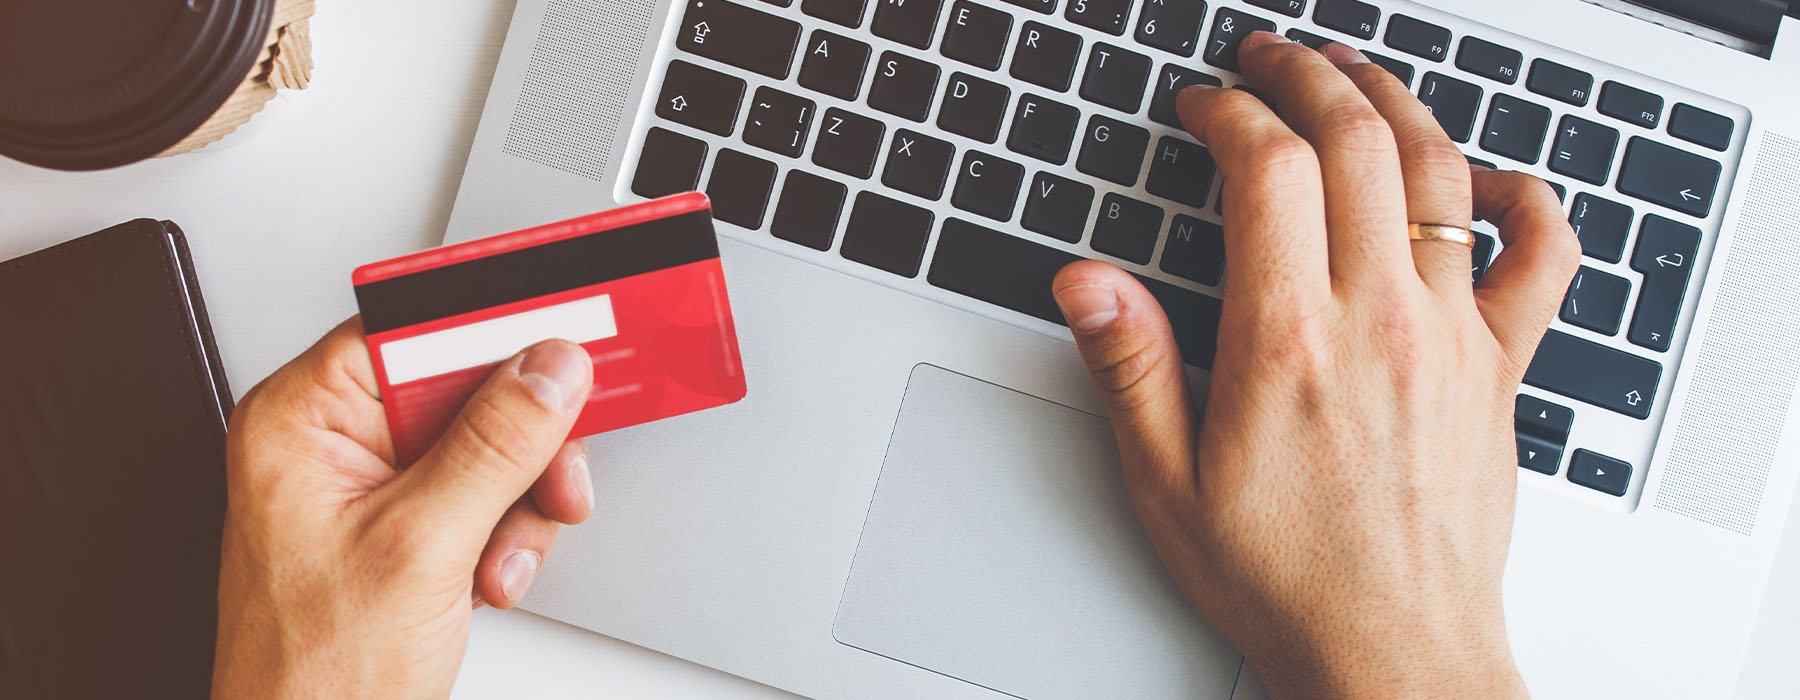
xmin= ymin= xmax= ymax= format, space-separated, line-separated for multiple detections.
xmin=0 ymin=220 xmax=232 ymax=698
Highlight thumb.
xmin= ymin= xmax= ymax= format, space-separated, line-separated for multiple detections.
xmin=1052 ymin=261 xmax=1198 ymax=498
xmin=390 ymin=340 xmax=592 ymax=545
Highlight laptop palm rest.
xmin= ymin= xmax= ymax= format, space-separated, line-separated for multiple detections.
xmin=833 ymin=364 xmax=1244 ymax=699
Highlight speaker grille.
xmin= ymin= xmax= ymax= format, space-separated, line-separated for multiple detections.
xmin=500 ymin=0 xmax=654 ymax=182
xmin=1654 ymin=133 xmax=1800 ymax=535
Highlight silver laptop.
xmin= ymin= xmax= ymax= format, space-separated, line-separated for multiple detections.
xmin=444 ymin=0 xmax=1800 ymax=696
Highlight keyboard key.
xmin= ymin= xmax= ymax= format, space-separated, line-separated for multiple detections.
xmin=1008 ymin=94 xmax=1080 ymax=164
xmin=1012 ymin=22 xmax=1084 ymax=90
xmin=799 ymin=31 xmax=872 ymax=100
xmin=872 ymin=0 xmax=945 ymax=48
xmin=656 ymin=60 xmax=747 ymax=136
xmin=1524 ymin=329 xmax=1662 ymax=419
xmin=1075 ymin=115 xmax=1149 ymax=186
xmin=1548 ymin=115 xmax=1619 ymax=186
xmin=1134 ymin=0 xmax=1208 ymax=57
xmin=1204 ymin=8 xmax=1276 ymax=74
xmin=1568 ymin=449 xmax=1631 ymax=497
xmin=869 ymin=51 xmax=941 ymax=122
xmin=1628 ymin=214 xmax=1701 ymax=352
xmin=1515 ymin=394 xmax=1573 ymax=475
xmin=842 ymin=192 xmax=935 ymax=276
xmin=1473 ymin=232 xmax=1496 ymax=282
xmin=760 ymin=0 xmax=795 ymax=8
xmin=1021 ymin=172 xmax=1094 ymax=242
xmin=1364 ymin=51 xmax=1415 ymax=87
xmin=1454 ymin=36 xmax=1521 ymax=84
xmin=1560 ymin=265 xmax=1631 ymax=336
xmin=771 ymin=170 xmax=847 ymax=250
xmin=1149 ymin=65 xmax=1222 ymax=128
xmin=1617 ymin=136 xmax=1722 ymax=217
xmin=1516 ymin=394 xmax=1574 ymax=441
xmin=882 ymin=129 xmax=956 ymax=199
xmin=632 ymin=127 xmax=709 ymax=198
xmin=1548 ymin=180 xmax=1567 ymax=202
xmin=930 ymin=219 xmax=1223 ymax=366
xmin=1145 ymin=136 xmax=1215 ymax=207
xmin=942 ymin=2 xmax=1014 ymax=70
xmin=676 ymin=0 xmax=802 ymax=79
xmin=938 ymin=73 xmax=1011 ymax=143
xmin=706 ymin=149 xmax=779 ymax=228
xmin=998 ymin=0 xmax=1057 ymax=13
xmin=1480 ymin=94 xmax=1550 ymax=164
xmin=743 ymin=87 xmax=817 ymax=158
xmin=952 ymin=151 xmax=1026 ymax=220
xmin=1568 ymin=193 xmax=1633 ymax=263
xmin=1067 ymin=0 xmax=1133 ymax=35
xmin=1313 ymin=0 xmax=1378 ymax=40
xmin=1418 ymin=72 xmax=1483 ymax=143
xmin=803 ymin=0 xmax=869 ymax=27
xmin=1247 ymin=0 xmax=1305 ymax=18
xmin=1080 ymin=43 xmax=1154 ymax=113
xmin=1384 ymin=14 xmax=1451 ymax=62
xmin=1598 ymin=81 xmax=1663 ymax=129
xmin=1285 ymin=27 xmax=1331 ymax=50
xmin=814 ymin=108 xmax=886 ymax=178
xmin=1669 ymin=104 xmax=1734 ymax=152
xmin=1162 ymin=214 xmax=1225 ymax=285
xmin=1526 ymin=58 xmax=1593 ymax=106
xmin=1093 ymin=193 xmax=1163 ymax=264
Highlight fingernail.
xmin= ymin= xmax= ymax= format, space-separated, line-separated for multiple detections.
xmin=1241 ymin=30 xmax=1289 ymax=52
xmin=1321 ymin=42 xmax=1370 ymax=65
xmin=500 ymin=550 xmax=541 ymax=603
xmin=1055 ymin=285 xmax=1120 ymax=332
xmin=519 ymin=342 xmax=589 ymax=412
xmin=472 ymin=592 xmax=485 ymax=609
xmin=1469 ymin=162 xmax=1493 ymax=173
xmin=574 ymin=449 xmax=594 ymax=513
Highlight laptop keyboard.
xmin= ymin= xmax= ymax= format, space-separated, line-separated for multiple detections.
xmin=624 ymin=0 xmax=1748 ymax=504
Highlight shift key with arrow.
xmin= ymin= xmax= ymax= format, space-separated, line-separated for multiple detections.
xmin=1524 ymin=330 xmax=1663 ymax=420
xmin=656 ymin=60 xmax=747 ymax=136
xmin=1628 ymin=214 xmax=1702 ymax=352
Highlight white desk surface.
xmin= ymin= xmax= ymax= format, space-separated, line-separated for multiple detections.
xmin=0 ymin=2 xmax=1793 ymax=697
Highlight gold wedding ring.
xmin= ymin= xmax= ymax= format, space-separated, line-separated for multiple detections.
xmin=1408 ymin=223 xmax=1476 ymax=247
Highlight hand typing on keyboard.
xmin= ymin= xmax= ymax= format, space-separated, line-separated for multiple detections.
xmin=1051 ymin=32 xmax=1576 ymax=699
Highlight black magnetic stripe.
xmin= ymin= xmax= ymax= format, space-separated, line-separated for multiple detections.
xmin=356 ymin=210 xmax=717 ymax=334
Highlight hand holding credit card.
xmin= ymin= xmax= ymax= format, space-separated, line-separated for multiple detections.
xmin=352 ymin=193 xmax=746 ymax=466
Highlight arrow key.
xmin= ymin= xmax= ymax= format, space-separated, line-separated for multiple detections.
xmin=656 ymin=60 xmax=747 ymax=136
xmin=1515 ymin=395 xmax=1574 ymax=475
xmin=1628 ymin=214 xmax=1702 ymax=352
xmin=1568 ymin=449 xmax=1632 ymax=497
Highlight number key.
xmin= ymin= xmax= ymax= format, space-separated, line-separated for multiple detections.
xmin=1135 ymin=0 xmax=1208 ymax=57
xmin=1067 ymin=0 xmax=1134 ymax=35
xmin=1204 ymin=8 xmax=1275 ymax=73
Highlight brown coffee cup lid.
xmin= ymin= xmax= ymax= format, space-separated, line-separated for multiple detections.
xmin=0 ymin=0 xmax=276 ymax=171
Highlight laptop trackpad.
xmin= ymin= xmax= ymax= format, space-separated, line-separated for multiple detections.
xmin=833 ymin=365 xmax=1243 ymax=699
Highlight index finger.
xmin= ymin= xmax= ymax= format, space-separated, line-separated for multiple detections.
xmin=1176 ymin=85 xmax=1330 ymax=309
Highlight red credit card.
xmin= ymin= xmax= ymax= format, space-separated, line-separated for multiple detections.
xmin=352 ymin=192 xmax=746 ymax=466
